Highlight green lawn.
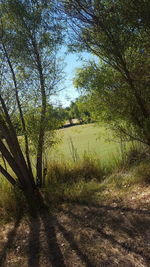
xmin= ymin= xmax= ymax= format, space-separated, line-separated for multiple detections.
xmin=48 ymin=123 xmax=123 ymax=166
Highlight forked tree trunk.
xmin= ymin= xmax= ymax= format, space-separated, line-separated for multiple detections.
xmin=2 ymin=42 xmax=33 ymax=176
xmin=0 ymin=95 xmax=36 ymax=198
xmin=0 ymin=10 xmax=48 ymax=192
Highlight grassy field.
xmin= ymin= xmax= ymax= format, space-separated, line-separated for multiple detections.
xmin=0 ymin=123 xmax=122 ymax=187
xmin=48 ymin=123 xmax=123 ymax=167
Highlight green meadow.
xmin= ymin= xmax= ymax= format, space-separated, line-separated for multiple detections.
xmin=48 ymin=123 xmax=123 ymax=167
xmin=0 ymin=123 xmax=123 ymax=180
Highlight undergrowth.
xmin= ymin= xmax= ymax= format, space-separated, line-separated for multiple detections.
xmin=0 ymin=182 xmax=27 ymax=222
xmin=0 ymin=144 xmax=150 ymax=221
xmin=43 ymin=155 xmax=105 ymax=206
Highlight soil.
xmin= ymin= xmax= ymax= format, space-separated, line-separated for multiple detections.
xmin=0 ymin=186 xmax=150 ymax=267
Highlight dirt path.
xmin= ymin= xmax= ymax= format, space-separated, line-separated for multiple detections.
xmin=0 ymin=187 xmax=150 ymax=267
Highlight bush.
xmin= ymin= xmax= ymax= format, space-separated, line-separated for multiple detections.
xmin=120 ymin=143 xmax=150 ymax=168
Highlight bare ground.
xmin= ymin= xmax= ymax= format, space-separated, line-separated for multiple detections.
xmin=0 ymin=186 xmax=150 ymax=267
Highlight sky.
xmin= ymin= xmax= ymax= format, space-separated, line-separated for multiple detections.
xmin=51 ymin=49 xmax=97 ymax=107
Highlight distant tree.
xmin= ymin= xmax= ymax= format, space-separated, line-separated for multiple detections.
xmin=75 ymin=96 xmax=92 ymax=123
xmin=65 ymin=106 xmax=74 ymax=125
xmin=46 ymin=105 xmax=68 ymax=129
xmin=69 ymin=101 xmax=80 ymax=120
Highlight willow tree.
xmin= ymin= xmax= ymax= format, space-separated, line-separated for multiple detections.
xmin=62 ymin=0 xmax=150 ymax=146
xmin=0 ymin=0 xmax=63 ymax=198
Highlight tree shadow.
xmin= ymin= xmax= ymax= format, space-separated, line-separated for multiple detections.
xmin=82 ymin=204 xmax=150 ymax=239
xmin=27 ymin=208 xmax=96 ymax=266
xmin=55 ymin=216 xmax=95 ymax=267
xmin=26 ymin=191 xmax=65 ymax=267
xmin=68 ymin=201 xmax=150 ymax=215
xmin=1 ymin=200 xmax=149 ymax=266
xmin=60 ymin=207 xmax=150 ymax=264
xmin=28 ymin=212 xmax=41 ymax=267
xmin=0 ymin=207 xmax=96 ymax=266
xmin=0 ymin=214 xmax=22 ymax=267
xmin=40 ymin=211 xmax=65 ymax=267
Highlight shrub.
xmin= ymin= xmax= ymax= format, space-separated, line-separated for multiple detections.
xmin=120 ymin=143 xmax=149 ymax=168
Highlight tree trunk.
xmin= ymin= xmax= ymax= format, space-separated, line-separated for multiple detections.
xmin=31 ymin=38 xmax=47 ymax=188
xmin=0 ymin=95 xmax=36 ymax=196
xmin=2 ymin=42 xmax=33 ymax=175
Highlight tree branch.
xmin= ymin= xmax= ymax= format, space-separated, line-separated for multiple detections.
xmin=0 ymin=164 xmax=16 ymax=186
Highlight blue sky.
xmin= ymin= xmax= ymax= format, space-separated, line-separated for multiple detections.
xmin=51 ymin=49 xmax=97 ymax=107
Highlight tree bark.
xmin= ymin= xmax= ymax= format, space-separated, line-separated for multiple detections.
xmin=2 ymin=42 xmax=33 ymax=175
xmin=31 ymin=38 xmax=47 ymax=188
xmin=0 ymin=164 xmax=16 ymax=186
xmin=0 ymin=96 xmax=36 ymax=195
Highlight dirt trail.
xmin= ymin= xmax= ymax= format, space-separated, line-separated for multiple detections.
xmin=0 ymin=186 xmax=150 ymax=267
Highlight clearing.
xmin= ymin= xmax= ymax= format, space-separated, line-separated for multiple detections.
xmin=49 ymin=124 xmax=123 ymax=166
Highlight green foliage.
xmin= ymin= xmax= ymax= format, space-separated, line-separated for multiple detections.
xmin=0 ymin=0 xmax=65 ymax=190
xmin=74 ymin=59 xmax=150 ymax=144
xmin=1 ymin=0 xmax=64 ymax=136
xmin=64 ymin=0 xmax=150 ymax=146
xmin=21 ymin=105 xmax=61 ymax=154
xmin=75 ymin=96 xmax=92 ymax=123
xmin=120 ymin=144 xmax=150 ymax=168
xmin=63 ymin=97 xmax=92 ymax=124
xmin=49 ymin=106 xmax=69 ymax=127
xmin=63 ymin=103 xmax=81 ymax=124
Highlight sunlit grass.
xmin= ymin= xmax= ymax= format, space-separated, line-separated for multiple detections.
xmin=48 ymin=123 xmax=124 ymax=168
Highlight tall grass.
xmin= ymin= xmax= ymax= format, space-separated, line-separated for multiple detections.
xmin=104 ymin=143 xmax=150 ymax=190
xmin=0 ymin=139 xmax=150 ymax=221
xmin=42 ymin=141 xmax=150 ymax=205
xmin=43 ymin=154 xmax=106 ymax=205
xmin=0 ymin=180 xmax=27 ymax=222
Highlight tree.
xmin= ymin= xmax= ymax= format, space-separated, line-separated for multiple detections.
xmin=75 ymin=96 xmax=91 ymax=123
xmin=0 ymin=0 xmax=63 ymax=200
xmin=48 ymin=105 xmax=69 ymax=128
xmin=69 ymin=101 xmax=80 ymax=120
xmin=62 ymin=0 xmax=150 ymax=145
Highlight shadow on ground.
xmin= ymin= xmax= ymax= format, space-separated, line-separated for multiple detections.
xmin=0 ymin=203 xmax=150 ymax=266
